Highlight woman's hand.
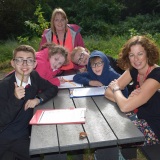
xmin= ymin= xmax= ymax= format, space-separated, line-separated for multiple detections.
xmin=108 ymin=79 xmax=119 ymax=92
xmin=129 ymin=88 xmax=141 ymax=97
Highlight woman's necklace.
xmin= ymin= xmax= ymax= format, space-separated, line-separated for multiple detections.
xmin=136 ymin=66 xmax=152 ymax=88
xmin=134 ymin=66 xmax=152 ymax=114
xmin=55 ymin=32 xmax=66 ymax=46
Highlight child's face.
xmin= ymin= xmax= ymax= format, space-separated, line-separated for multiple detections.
xmin=74 ymin=50 xmax=89 ymax=66
xmin=11 ymin=51 xmax=37 ymax=80
xmin=49 ymin=53 xmax=65 ymax=70
xmin=90 ymin=57 xmax=104 ymax=76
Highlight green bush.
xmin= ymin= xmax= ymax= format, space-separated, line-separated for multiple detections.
xmin=112 ymin=14 xmax=160 ymax=36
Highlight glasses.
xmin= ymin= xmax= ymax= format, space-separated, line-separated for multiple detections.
xmin=77 ymin=52 xmax=85 ymax=65
xmin=13 ymin=58 xmax=35 ymax=66
xmin=91 ymin=61 xmax=104 ymax=68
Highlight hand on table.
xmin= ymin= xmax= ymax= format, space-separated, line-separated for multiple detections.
xmin=89 ymin=80 xmax=103 ymax=87
xmin=108 ymin=79 xmax=120 ymax=91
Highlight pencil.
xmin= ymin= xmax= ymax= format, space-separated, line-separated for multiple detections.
xmin=63 ymin=78 xmax=76 ymax=86
xmin=20 ymin=72 xmax=24 ymax=86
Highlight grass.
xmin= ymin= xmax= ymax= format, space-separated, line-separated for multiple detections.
xmin=0 ymin=37 xmax=40 ymax=69
xmin=1 ymin=34 xmax=160 ymax=69
xmin=67 ymin=148 xmax=147 ymax=160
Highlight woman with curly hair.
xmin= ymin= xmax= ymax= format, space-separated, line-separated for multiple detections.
xmin=105 ymin=35 xmax=160 ymax=145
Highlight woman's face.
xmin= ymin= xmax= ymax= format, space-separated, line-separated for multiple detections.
xmin=54 ymin=13 xmax=66 ymax=32
xmin=49 ymin=53 xmax=65 ymax=70
xmin=74 ymin=50 xmax=89 ymax=66
xmin=128 ymin=44 xmax=148 ymax=71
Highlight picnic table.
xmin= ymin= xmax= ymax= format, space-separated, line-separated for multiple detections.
xmin=30 ymin=70 xmax=144 ymax=160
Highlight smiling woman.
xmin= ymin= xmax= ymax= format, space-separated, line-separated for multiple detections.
xmin=39 ymin=8 xmax=85 ymax=70
xmin=105 ymin=35 xmax=160 ymax=145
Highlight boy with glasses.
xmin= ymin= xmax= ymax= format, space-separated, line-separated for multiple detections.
xmin=73 ymin=50 xmax=128 ymax=97
xmin=71 ymin=46 xmax=124 ymax=74
xmin=0 ymin=45 xmax=58 ymax=160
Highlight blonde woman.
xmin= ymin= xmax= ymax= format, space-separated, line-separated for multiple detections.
xmin=39 ymin=8 xmax=85 ymax=70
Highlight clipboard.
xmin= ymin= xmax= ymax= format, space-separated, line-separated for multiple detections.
xmin=70 ymin=86 xmax=107 ymax=98
xmin=29 ymin=108 xmax=86 ymax=125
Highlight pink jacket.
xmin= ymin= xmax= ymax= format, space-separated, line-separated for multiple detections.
xmin=39 ymin=24 xmax=85 ymax=51
xmin=35 ymin=48 xmax=62 ymax=86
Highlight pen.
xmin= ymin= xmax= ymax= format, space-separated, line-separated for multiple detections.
xmin=63 ymin=78 xmax=76 ymax=86
xmin=20 ymin=72 xmax=24 ymax=86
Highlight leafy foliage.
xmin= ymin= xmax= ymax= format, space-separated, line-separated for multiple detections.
xmin=1 ymin=0 xmax=160 ymax=40
xmin=24 ymin=4 xmax=50 ymax=36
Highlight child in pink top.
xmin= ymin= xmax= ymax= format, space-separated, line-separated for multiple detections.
xmin=35 ymin=43 xmax=68 ymax=86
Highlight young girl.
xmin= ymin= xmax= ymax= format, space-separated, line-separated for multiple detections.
xmin=35 ymin=43 xmax=68 ymax=86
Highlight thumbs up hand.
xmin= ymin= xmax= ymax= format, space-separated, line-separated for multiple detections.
xmin=14 ymin=82 xmax=25 ymax=99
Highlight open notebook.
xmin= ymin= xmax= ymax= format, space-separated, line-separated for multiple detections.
xmin=29 ymin=108 xmax=86 ymax=125
xmin=57 ymin=75 xmax=83 ymax=89
xmin=70 ymin=86 xmax=107 ymax=98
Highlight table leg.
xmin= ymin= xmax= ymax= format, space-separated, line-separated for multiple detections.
xmin=94 ymin=147 xmax=119 ymax=160
xmin=121 ymin=147 xmax=137 ymax=159
xmin=43 ymin=153 xmax=67 ymax=160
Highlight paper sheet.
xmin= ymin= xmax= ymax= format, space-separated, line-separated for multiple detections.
xmin=30 ymin=108 xmax=86 ymax=124
xmin=70 ymin=86 xmax=106 ymax=98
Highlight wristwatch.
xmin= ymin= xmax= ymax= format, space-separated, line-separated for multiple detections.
xmin=36 ymin=96 xmax=43 ymax=104
xmin=112 ymin=87 xmax=120 ymax=93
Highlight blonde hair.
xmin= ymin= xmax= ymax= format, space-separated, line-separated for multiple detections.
xmin=71 ymin=46 xmax=90 ymax=64
xmin=51 ymin=8 xmax=68 ymax=34
xmin=48 ymin=44 xmax=68 ymax=65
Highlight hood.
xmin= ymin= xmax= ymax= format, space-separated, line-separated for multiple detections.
xmin=87 ymin=50 xmax=120 ymax=86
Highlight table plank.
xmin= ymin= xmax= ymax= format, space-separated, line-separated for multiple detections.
xmin=30 ymin=99 xmax=59 ymax=155
xmin=73 ymin=97 xmax=117 ymax=149
xmin=53 ymin=89 xmax=88 ymax=152
xmin=92 ymin=96 xmax=144 ymax=144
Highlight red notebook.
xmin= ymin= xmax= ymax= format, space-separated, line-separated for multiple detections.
xmin=29 ymin=108 xmax=86 ymax=125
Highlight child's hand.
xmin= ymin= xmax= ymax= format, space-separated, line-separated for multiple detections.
xmin=89 ymin=80 xmax=103 ymax=87
xmin=24 ymin=98 xmax=39 ymax=110
xmin=14 ymin=82 xmax=25 ymax=99
xmin=79 ymin=67 xmax=87 ymax=73
xmin=59 ymin=77 xmax=65 ymax=84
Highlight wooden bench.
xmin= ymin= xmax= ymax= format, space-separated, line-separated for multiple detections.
xmin=139 ymin=144 xmax=160 ymax=160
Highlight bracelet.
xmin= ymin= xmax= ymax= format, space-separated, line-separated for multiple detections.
xmin=112 ymin=88 xmax=120 ymax=93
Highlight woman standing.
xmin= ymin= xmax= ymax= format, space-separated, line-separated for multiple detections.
xmin=105 ymin=35 xmax=160 ymax=145
xmin=39 ymin=8 xmax=85 ymax=70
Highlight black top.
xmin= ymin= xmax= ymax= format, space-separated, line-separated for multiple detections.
xmin=0 ymin=70 xmax=58 ymax=141
xmin=130 ymin=67 xmax=160 ymax=140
